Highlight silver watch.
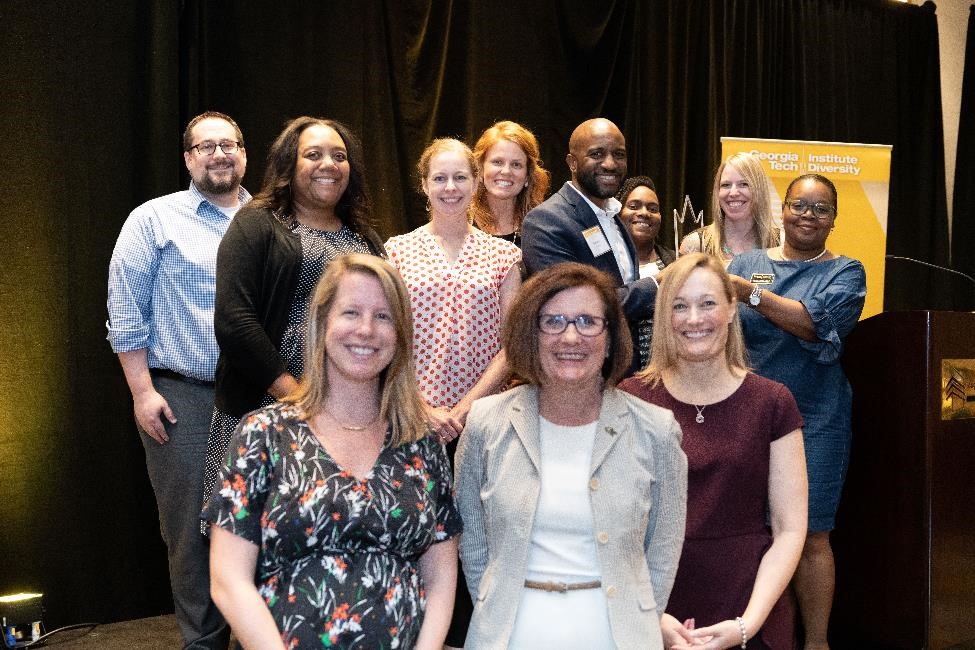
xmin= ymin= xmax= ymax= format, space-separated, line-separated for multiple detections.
xmin=748 ymin=286 xmax=763 ymax=307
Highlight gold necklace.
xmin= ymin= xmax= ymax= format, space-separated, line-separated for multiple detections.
xmin=323 ymin=406 xmax=380 ymax=432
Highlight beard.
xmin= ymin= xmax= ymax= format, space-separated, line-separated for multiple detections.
xmin=197 ymin=165 xmax=242 ymax=196
xmin=576 ymin=165 xmax=622 ymax=200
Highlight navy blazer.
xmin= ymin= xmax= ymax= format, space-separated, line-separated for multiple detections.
xmin=522 ymin=182 xmax=658 ymax=372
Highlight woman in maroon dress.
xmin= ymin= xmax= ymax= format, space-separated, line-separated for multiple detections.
xmin=620 ymin=252 xmax=807 ymax=649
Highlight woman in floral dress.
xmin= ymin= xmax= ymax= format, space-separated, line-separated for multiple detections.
xmin=207 ymin=254 xmax=462 ymax=649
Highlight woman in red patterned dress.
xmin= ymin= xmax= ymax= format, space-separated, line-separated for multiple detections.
xmin=385 ymin=138 xmax=521 ymax=440
xmin=385 ymin=137 xmax=521 ymax=647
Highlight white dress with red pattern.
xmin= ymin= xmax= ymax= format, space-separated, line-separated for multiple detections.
xmin=385 ymin=227 xmax=521 ymax=409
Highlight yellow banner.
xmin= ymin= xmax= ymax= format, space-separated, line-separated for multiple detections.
xmin=721 ymin=137 xmax=892 ymax=318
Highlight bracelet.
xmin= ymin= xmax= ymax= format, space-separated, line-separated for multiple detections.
xmin=735 ymin=616 xmax=748 ymax=648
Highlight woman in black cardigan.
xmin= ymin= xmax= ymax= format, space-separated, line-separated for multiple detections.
xmin=201 ymin=117 xmax=385 ymax=522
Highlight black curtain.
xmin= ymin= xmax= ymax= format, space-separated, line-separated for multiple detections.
xmin=0 ymin=0 xmax=182 ymax=628
xmin=951 ymin=5 xmax=975 ymax=308
xmin=0 ymin=0 xmax=950 ymax=628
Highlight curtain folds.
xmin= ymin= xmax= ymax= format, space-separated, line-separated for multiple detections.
xmin=0 ymin=0 xmax=953 ymax=629
xmin=951 ymin=5 xmax=975 ymax=307
xmin=175 ymin=1 xmax=949 ymax=303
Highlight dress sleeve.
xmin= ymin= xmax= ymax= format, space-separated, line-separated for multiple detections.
xmin=494 ymin=238 xmax=522 ymax=285
xmin=214 ymin=210 xmax=288 ymax=389
xmin=455 ymin=401 xmax=489 ymax=599
xmin=204 ymin=408 xmax=276 ymax=544
xmin=384 ymin=235 xmax=404 ymax=272
xmin=798 ymin=258 xmax=867 ymax=364
xmin=423 ymin=435 xmax=463 ymax=542
xmin=768 ymin=379 xmax=804 ymax=441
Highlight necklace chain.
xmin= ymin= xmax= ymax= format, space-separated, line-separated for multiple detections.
xmin=323 ymin=406 xmax=380 ymax=432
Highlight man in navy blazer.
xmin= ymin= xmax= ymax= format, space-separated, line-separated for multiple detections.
xmin=522 ymin=118 xmax=657 ymax=372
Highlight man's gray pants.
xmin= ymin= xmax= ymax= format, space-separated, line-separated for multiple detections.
xmin=140 ymin=375 xmax=229 ymax=650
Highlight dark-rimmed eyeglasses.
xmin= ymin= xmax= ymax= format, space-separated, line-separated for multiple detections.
xmin=786 ymin=199 xmax=835 ymax=220
xmin=538 ymin=313 xmax=608 ymax=336
xmin=188 ymin=140 xmax=241 ymax=156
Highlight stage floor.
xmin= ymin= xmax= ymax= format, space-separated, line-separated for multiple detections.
xmin=40 ymin=614 xmax=183 ymax=649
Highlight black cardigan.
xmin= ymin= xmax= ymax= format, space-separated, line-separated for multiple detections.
xmin=213 ymin=206 xmax=385 ymax=417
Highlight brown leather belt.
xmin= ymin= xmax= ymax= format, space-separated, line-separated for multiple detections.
xmin=523 ymin=579 xmax=602 ymax=593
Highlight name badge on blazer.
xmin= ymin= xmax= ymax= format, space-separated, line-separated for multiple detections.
xmin=582 ymin=226 xmax=612 ymax=257
xmin=750 ymin=273 xmax=775 ymax=285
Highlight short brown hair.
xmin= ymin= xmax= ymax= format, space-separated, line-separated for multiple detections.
xmin=285 ymin=254 xmax=428 ymax=446
xmin=637 ymin=252 xmax=748 ymax=385
xmin=182 ymin=111 xmax=244 ymax=152
xmin=503 ymin=262 xmax=632 ymax=387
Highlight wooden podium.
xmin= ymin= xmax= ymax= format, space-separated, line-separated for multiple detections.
xmin=831 ymin=311 xmax=975 ymax=649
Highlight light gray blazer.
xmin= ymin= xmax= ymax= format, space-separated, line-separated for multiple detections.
xmin=455 ymin=385 xmax=687 ymax=650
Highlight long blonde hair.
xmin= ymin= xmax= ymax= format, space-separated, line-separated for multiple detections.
xmin=702 ymin=152 xmax=779 ymax=258
xmin=469 ymin=121 xmax=551 ymax=234
xmin=285 ymin=254 xmax=428 ymax=445
xmin=636 ymin=253 xmax=748 ymax=385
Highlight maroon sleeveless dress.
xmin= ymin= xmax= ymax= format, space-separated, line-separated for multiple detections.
xmin=619 ymin=373 xmax=802 ymax=648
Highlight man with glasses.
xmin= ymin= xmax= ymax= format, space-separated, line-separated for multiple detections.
xmin=107 ymin=111 xmax=249 ymax=649
xmin=522 ymin=117 xmax=657 ymax=373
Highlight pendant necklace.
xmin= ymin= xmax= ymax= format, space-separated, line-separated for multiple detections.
xmin=693 ymin=404 xmax=706 ymax=424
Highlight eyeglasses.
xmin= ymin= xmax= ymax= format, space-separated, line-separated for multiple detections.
xmin=786 ymin=199 xmax=835 ymax=220
xmin=188 ymin=140 xmax=241 ymax=156
xmin=539 ymin=313 xmax=608 ymax=336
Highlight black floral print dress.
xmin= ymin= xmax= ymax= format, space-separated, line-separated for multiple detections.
xmin=206 ymin=403 xmax=462 ymax=649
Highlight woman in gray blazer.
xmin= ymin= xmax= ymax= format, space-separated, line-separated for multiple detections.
xmin=455 ymin=262 xmax=687 ymax=649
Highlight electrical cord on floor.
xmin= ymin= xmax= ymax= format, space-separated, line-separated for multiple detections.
xmin=2 ymin=622 xmax=99 ymax=648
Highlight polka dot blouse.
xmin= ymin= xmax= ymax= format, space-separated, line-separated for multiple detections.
xmin=386 ymin=227 xmax=520 ymax=408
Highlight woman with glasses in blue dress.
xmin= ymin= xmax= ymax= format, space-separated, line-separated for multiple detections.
xmin=727 ymin=174 xmax=866 ymax=650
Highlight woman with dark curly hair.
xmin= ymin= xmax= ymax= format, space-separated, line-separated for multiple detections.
xmin=201 ymin=117 xmax=386 ymax=523
xmin=617 ymin=175 xmax=676 ymax=368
